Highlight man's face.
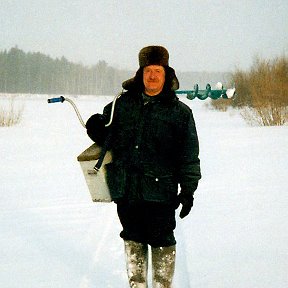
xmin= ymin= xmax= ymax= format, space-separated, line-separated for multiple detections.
xmin=143 ymin=65 xmax=165 ymax=96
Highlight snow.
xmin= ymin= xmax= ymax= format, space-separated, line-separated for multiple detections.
xmin=0 ymin=95 xmax=287 ymax=288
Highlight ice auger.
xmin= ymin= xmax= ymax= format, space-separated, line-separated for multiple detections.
xmin=175 ymin=83 xmax=236 ymax=100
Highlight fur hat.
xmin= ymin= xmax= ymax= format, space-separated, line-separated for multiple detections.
xmin=122 ymin=45 xmax=179 ymax=91
xmin=138 ymin=46 xmax=169 ymax=67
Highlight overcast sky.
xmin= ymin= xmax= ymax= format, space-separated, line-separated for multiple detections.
xmin=1 ymin=0 xmax=287 ymax=72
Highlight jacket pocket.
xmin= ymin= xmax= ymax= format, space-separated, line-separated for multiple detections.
xmin=141 ymin=173 xmax=177 ymax=202
xmin=105 ymin=163 xmax=126 ymax=201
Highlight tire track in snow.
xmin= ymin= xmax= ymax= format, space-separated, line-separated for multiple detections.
xmin=174 ymin=221 xmax=191 ymax=288
xmin=79 ymin=204 xmax=121 ymax=288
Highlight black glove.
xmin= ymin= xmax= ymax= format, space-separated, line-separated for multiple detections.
xmin=177 ymin=192 xmax=194 ymax=219
xmin=86 ymin=114 xmax=107 ymax=145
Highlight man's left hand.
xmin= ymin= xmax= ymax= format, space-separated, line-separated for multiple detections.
xmin=177 ymin=193 xmax=194 ymax=219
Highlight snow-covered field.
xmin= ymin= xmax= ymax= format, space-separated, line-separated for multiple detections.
xmin=0 ymin=95 xmax=287 ymax=288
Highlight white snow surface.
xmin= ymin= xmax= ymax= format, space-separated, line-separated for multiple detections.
xmin=0 ymin=95 xmax=287 ymax=288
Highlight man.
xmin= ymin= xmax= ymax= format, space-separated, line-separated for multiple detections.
xmin=86 ymin=46 xmax=201 ymax=287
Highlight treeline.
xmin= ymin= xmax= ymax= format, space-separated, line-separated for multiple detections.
xmin=0 ymin=47 xmax=132 ymax=95
xmin=0 ymin=46 xmax=230 ymax=96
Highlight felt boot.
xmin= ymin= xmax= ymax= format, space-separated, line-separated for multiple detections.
xmin=124 ymin=240 xmax=148 ymax=288
xmin=151 ymin=245 xmax=176 ymax=288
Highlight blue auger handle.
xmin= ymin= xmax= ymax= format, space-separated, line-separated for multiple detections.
xmin=47 ymin=96 xmax=65 ymax=103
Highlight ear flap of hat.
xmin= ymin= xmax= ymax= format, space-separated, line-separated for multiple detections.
xmin=122 ymin=68 xmax=143 ymax=91
xmin=166 ymin=66 xmax=179 ymax=91
xmin=122 ymin=77 xmax=135 ymax=90
xmin=171 ymin=76 xmax=179 ymax=91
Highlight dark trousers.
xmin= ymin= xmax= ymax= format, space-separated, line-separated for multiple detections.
xmin=117 ymin=201 xmax=176 ymax=248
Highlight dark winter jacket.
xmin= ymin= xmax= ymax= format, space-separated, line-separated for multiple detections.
xmin=86 ymin=90 xmax=201 ymax=203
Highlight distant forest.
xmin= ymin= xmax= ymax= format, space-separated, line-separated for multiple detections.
xmin=0 ymin=47 xmax=231 ymax=95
